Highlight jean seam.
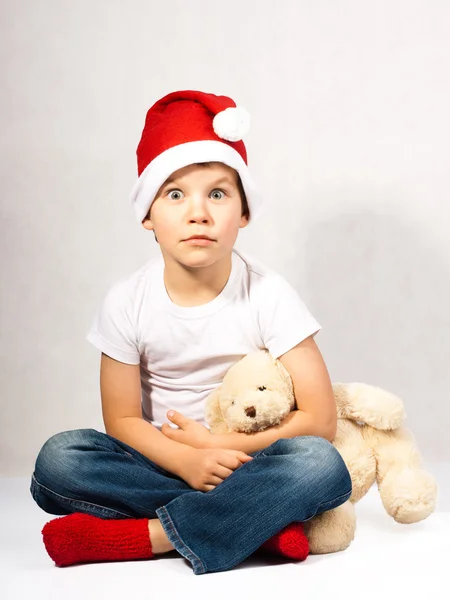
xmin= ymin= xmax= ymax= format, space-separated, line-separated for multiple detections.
xmin=31 ymin=473 xmax=134 ymax=519
xmin=156 ymin=506 xmax=206 ymax=575
xmin=303 ymin=488 xmax=353 ymax=522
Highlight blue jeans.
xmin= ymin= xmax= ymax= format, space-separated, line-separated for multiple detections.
xmin=30 ymin=428 xmax=352 ymax=574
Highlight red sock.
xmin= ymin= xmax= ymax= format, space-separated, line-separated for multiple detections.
xmin=260 ymin=522 xmax=309 ymax=561
xmin=42 ymin=513 xmax=154 ymax=567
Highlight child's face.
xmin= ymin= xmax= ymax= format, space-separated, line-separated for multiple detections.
xmin=142 ymin=162 xmax=249 ymax=269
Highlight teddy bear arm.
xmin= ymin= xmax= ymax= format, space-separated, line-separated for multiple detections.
xmin=332 ymin=383 xmax=406 ymax=430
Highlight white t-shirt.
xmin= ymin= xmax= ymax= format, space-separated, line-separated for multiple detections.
xmin=87 ymin=249 xmax=321 ymax=429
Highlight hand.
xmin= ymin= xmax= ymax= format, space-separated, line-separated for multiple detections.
xmin=175 ymin=447 xmax=254 ymax=492
xmin=161 ymin=411 xmax=213 ymax=449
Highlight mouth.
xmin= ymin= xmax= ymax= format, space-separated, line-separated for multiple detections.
xmin=183 ymin=235 xmax=215 ymax=245
xmin=184 ymin=235 xmax=215 ymax=241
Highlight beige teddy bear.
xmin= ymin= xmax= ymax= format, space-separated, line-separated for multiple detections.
xmin=205 ymin=350 xmax=438 ymax=554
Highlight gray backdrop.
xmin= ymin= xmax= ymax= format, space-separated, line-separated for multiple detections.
xmin=1 ymin=0 xmax=449 ymax=474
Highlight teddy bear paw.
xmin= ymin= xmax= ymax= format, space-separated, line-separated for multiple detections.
xmin=303 ymin=501 xmax=356 ymax=554
xmin=379 ymin=468 xmax=438 ymax=524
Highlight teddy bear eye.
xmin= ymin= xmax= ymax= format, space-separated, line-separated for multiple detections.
xmin=231 ymin=400 xmax=235 ymax=405
xmin=258 ymin=386 xmax=266 ymax=391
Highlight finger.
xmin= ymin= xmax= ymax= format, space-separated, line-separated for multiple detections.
xmin=161 ymin=424 xmax=179 ymax=439
xmin=236 ymin=452 xmax=254 ymax=463
xmin=167 ymin=410 xmax=189 ymax=429
xmin=202 ymin=484 xmax=217 ymax=492
xmin=161 ymin=424 xmax=173 ymax=436
xmin=222 ymin=451 xmax=253 ymax=467
xmin=219 ymin=455 xmax=248 ymax=472
xmin=212 ymin=465 xmax=234 ymax=480
xmin=206 ymin=474 xmax=224 ymax=486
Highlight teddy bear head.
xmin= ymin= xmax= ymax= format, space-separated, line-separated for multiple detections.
xmin=205 ymin=350 xmax=295 ymax=433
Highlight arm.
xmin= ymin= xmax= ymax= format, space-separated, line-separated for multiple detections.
xmin=209 ymin=335 xmax=337 ymax=453
xmin=100 ymin=353 xmax=195 ymax=476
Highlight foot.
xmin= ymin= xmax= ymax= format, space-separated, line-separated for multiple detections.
xmin=260 ymin=522 xmax=309 ymax=561
xmin=42 ymin=513 xmax=154 ymax=567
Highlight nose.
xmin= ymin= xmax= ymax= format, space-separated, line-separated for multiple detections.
xmin=187 ymin=196 xmax=211 ymax=224
xmin=245 ymin=406 xmax=256 ymax=418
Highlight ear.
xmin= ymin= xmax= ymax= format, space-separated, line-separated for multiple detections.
xmin=204 ymin=388 xmax=227 ymax=432
xmin=142 ymin=216 xmax=154 ymax=231
xmin=239 ymin=214 xmax=249 ymax=229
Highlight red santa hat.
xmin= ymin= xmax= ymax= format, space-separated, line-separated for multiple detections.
xmin=129 ymin=90 xmax=263 ymax=223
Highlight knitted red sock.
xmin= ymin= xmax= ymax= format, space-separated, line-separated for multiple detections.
xmin=42 ymin=513 xmax=154 ymax=567
xmin=260 ymin=522 xmax=309 ymax=561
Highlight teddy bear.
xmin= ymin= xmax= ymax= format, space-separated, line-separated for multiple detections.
xmin=205 ymin=350 xmax=438 ymax=554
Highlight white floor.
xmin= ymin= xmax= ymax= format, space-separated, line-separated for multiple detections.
xmin=2 ymin=466 xmax=449 ymax=600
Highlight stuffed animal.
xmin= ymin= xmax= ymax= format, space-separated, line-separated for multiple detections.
xmin=205 ymin=350 xmax=438 ymax=554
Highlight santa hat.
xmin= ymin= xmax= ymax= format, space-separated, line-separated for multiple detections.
xmin=129 ymin=90 xmax=263 ymax=223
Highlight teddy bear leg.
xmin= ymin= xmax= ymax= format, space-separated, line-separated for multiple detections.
xmin=378 ymin=468 xmax=438 ymax=524
xmin=333 ymin=421 xmax=377 ymax=503
xmin=303 ymin=500 xmax=356 ymax=554
xmin=373 ymin=427 xmax=438 ymax=524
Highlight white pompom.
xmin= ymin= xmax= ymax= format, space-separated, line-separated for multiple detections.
xmin=213 ymin=106 xmax=251 ymax=142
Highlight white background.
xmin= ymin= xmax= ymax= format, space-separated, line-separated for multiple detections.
xmin=1 ymin=0 xmax=449 ymax=474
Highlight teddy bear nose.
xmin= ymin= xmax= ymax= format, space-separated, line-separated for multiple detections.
xmin=245 ymin=406 xmax=256 ymax=418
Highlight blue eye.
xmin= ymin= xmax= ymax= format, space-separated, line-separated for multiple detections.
xmin=168 ymin=189 xmax=184 ymax=200
xmin=210 ymin=189 xmax=226 ymax=200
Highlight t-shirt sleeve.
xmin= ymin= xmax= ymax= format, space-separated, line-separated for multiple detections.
xmin=86 ymin=283 xmax=140 ymax=365
xmin=258 ymin=274 xmax=322 ymax=359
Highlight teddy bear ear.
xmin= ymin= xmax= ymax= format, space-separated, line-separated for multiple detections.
xmin=204 ymin=387 xmax=226 ymax=431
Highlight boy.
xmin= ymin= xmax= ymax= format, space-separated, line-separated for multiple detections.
xmin=30 ymin=90 xmax=351 ymax=575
